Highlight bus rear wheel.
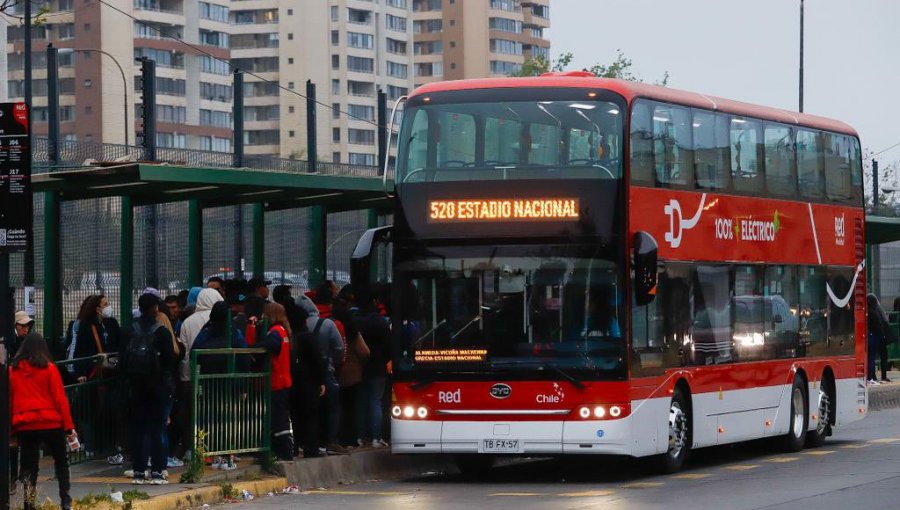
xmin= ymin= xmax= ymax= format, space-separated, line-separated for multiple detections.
xmin=783 ymin=377 xmax=808 ymax=452
xmin=658 ymin=387 xmax=690 ymax=473
xmin=454 ymin=455 xmax=494 ymax=479
xmin=806 ymin=377 xmax=833 ymax=447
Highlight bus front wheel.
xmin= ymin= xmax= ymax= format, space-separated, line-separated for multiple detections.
xmin=658 ymin=387 xmax=691 ymax=473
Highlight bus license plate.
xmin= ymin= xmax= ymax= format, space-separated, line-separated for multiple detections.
xmin=481 ymin=439 xmax=520 ymax=453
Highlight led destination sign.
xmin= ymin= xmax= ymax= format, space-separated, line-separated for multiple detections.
xmin=428 ymin=198 xmax=580 ymax=222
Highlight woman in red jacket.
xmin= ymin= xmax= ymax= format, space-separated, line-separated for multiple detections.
xmin=11 ymin=333 xmax=76 ymax=510
xmin=261 ymin=302 xmax=294 ymax=460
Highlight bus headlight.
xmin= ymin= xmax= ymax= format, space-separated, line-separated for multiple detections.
xmin=609 ymin=405 xmax=622 ymax=418
xmin=392 ymin=406 xmax=402 ymax=418
xmin=579 ymin=407 xmax=591 ymax=419
xmin=594 ymin=406 xmax=606 ymax=418
xmin=417 ymin=407 xmax=428 ymax=419
xmin=403 ymin=406 xmax=415 ymax=418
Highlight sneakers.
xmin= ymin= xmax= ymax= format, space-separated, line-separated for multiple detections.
xmin=326 ymin=443 xmax=350 ymax=455
xmin=317 ymin=447 xmax=327 ymax=456
xmin=149 ymin=472 xmax=169 ymax=485
xmin=868 ymin=379 xmax=881 ymax=386
xmin=167 ymin=457 xmax=184 ymax=468
xmin=371 ymin=439 xmax=389 ymax=448
xmin=132 ymin=473 xmax=145 ymax=485
xmin=210 ymin=456 xmax=225 ymax=469
xmin=882 ymin=378 xmax=892 ymax=383
xmin=107 ymin=453 xmax=125 ymax=465
xmin=222 ymin=459 xmax=237 ymax=471
xmin=356 ymin=439 xmax=372 ymax=448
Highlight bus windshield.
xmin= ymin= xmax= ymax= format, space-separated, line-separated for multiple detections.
xmin=396 ymin=244 xmax=626 ymax=379
xmin=397 ymin=93 xmax=625 ymax=184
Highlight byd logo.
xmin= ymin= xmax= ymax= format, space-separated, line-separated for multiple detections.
xmin=490 ymin=383 xmax=512 ymax=399
xmin=664 ymin=194 xmax=707 ymax=248
xmin=438 ymin=389 xmax=461 ymax=403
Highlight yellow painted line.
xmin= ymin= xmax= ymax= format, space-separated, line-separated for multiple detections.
xmin=802 ymin=450 xmax=835 ymax=456
xmin=490 ymin=493 xmax=546 ymax=497
xmin=671 ymin=473 xmax=711 ymax=479
xmin=304 ymin=490 xmax=405 ymax=496
xmin=868 ymin=438 xmax=900 ymax=444
xmin=840 ymin=443 xmax=870 ymax=449
xmin=621 ymin=482 xmax=664 ymax=489
xmin=724 ymin=464 xmax=759 ymax=471
xmin=765 ymin=456 xmax=799 ymax=463
xmin=72 ymin=476 xmax=127 ymax=483
xmin=558 ymin=490 xmax=615 ymax=497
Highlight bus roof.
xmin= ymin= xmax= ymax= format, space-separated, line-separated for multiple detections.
xmin=409 ymin=74 xmax=858 ymax=137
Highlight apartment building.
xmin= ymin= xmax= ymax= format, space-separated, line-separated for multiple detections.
xmin=5 ymin=0 xmax=549 ymax=160
xmin=412 ymin=0 xmax=550 ymax=87
xmin=5 ymin=0 xmax=233 ymax=150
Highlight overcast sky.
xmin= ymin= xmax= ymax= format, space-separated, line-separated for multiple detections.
xmin=549 ymin=0 xmax=900 ymax=181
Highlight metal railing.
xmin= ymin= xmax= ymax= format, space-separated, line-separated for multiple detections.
xmin=55 ymin=354 xmax=126 ymax=465
xmin=32 ymin=137 xmax=384 ymax=177
xmin=191 ymin=347 xmax=271 ymax=457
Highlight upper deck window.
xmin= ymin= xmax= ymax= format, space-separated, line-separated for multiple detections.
xmin=397 ymin=89 xmax=625 ymax=184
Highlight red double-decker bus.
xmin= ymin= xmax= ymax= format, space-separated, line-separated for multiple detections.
xmin=353 ymin=72 xmax=867 ymax=473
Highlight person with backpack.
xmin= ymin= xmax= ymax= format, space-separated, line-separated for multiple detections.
xmin=297 ymin=294 xmax=345 ymax=456
xmin=11 ymin=333 xmax=76 ymax=510
xmin=122 ymin=293 xmax=178 ymax=484
xmin=354 ymin=293 xmax=391 ymax=448
xmin=258 ymin=302 xmax=296 ymax=460
xmin=193 ymin=302 xmax=250 ymax=374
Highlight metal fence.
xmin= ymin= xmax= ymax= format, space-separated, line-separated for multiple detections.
xmin=191 ymin=348 xmax=271 ymax=457
xmin=54 ymin=354 xmax=127 ymax=465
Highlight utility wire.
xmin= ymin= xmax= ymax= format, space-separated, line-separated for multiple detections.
xmin=871 ymin=140 xmax=900 ymax=159
xmin=96 ymin=0 xmax=381 ymax=127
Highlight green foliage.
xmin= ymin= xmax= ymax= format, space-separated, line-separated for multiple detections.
xmin=219 ymin=483 xmax=239 ymax=501
xmin=74 ymin=493 xmax=113 ymax=509
xmin=121 ymin=490 xmax=150 ymax=503
xmin=180 ymin=429 xmax=208 ymax=484
xmin=511 ymin=49 xmax=669 ymax=85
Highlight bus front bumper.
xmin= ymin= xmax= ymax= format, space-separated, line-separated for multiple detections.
xmin=391 ymin=417 xmax=638 ymax=456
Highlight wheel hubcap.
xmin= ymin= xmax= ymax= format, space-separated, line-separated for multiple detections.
xmin=668 ymin=401 xmax=688 ymax=458
xmin=791 ymin=387 xmax=805 ymax=439
xmin=816 ymin=389 xmax=830 ymax=435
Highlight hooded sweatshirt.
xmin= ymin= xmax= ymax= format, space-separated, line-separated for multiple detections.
xmin=178 ymin=288 xmax=224 ymax=382
xmin=10 ymin=359 xmax=75 ymax=433
xmin=296 ymin=294 xmax=344 ymax=385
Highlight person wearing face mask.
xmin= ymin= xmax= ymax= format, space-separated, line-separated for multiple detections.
xmin=66 ymin=294 xmax=112 ymax=382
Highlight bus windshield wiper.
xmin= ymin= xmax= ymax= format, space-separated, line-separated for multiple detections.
xmin=412 ymin=319 xmax=448 ymax=347
xmin=540 ymin=364 xmax=585 ymax=390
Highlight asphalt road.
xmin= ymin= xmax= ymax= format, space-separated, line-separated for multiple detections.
xmin=235 ymin=408 xmax=900 ymax=510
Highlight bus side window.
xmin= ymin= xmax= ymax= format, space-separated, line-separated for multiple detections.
xmin=799 ymin=266 xmax=827 ymax=356
xmin=631 ymin=263 xmax=692 ymax=377
xmin=764 ymin=123 xmax=796 ymax=197
xmin=652 ymin=103 xmax=693 ymax=188
xmin=826 ymin=266 xmax=855 ymax=356
xmin=797 ymin=129 xmax=825 ymax=199
xmin=693 ymin=110 xmax=730 ymax=191
xmin=629 ymin=100 xmax=654 ymax=185
xmin=691 ymin=265 xmax=732 ymax=366
xmin=824 ymin=133 xmax=853 ymax=203
xmin=730 ymin=117 xmax=764 ymax=194
xmin=850 ymin=137 xmax=863 ymax=206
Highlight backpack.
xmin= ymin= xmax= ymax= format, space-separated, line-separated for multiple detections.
xmin=124 ymin=322 xmax=163 ymax=378
xmin=293 ymin=318 xmax=325 ymax=384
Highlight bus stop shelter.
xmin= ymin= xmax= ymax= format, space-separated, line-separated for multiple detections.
xmin=34 ymin=162 xmax=393 ymax=339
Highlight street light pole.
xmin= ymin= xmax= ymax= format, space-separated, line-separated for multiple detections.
xmin=74 ymin=49 xmax=129 ymax=145
xmin=799 ymin=0 xmax=804 ymax=113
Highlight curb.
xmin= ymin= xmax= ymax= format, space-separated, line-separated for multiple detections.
xmin=277 ymin=450 xmax=455 ymax=489
xmin=130 ymin=477 xmax=288 ymax=510
xmin=868 ymin=383 xmax=900 ymax=411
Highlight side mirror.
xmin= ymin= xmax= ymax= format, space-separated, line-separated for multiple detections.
xmin=633 ymin=231 xmax=658 ymax=306
xmin=351 ymin=226 xmax=392 ymax=305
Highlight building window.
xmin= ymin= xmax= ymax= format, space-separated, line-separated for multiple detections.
xmin=288 ymin=81 xmax=294 ymax=89
xmin=347 ymin=56 xmax=374 ymax=73
xmin=288 ymin=106 xmax=295 ymax=113
xmin=386 ymin=61 xmax=408 ymax=78
xmin=489 ymin=60 xmax=520 ymax=74
xmin=347 ymin=8 xmax=372 ymax=24
xmin=332 ymin=55 xmax=340 ymax=69
xmin=413 ymin=19 xmax=442 ymax=34
xmin=414 ymin=40 xmax=442 ymax=55
xmin=289 ymin=130 xmax=295 ymax=137
xmin=386 ymin=38 xmax=407 ymax=55
xmin=349 ymin=152 xmax=376 ymax=166
xmin=490 ymin=38 xmax=523 ymax=55
xmin=386 ymin=0 xmax=406 ymax=8
xmin=333 ymin=127 xmax=341 ymax=142
xmin=489 ymin=0 xmax=520 ymax=12
xmin=348 ymin=104 xmax=375 ymax=121
xmin=450 ymin=41 xmax=456 ymax=48
xmin=244 ymin=129 xmax=280 ymax=146
xmin=200 ymin=109 xmax=232 ymax=128
xmin=347 ymin=31 xmax=374 ymax=49
xmin=288 ymin=57 xmax=294 ymax=64
xmin=348 ymin=128 xmax=375 ymax=145
xmin=330 ymin=5 xmax=338 ymax=21
xmin=333 ymin=152 xmax=341 ymax=163
xmin=57 ymin=23 xmax=75 ymax=39
xmin=385 ymin=13 xmax=406 ymax=31
xmin=331 ymin=30 xmax=339 ymax=45
xmin=199 ymin=2 xmax=229 ymax=22
xmin=332 ymin=103 xmax=340 ymax=119
xmin=287 ymin=33 xmax=293 ymax=40
xmin=287 ymin=8 xmax=292 ymax=14
xmin=332 ymin=79 xmax=340 ymax=95
xmin=489 ymin=17 xmax=522 ymax=33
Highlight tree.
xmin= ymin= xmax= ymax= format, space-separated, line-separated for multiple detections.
xmin=511 ymin=49 xmax=669 ymax=86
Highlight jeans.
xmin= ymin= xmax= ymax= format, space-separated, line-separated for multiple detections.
xmin=298 ymin=381 xmax=321 ymax=458
xmin=868 ymin=333 xmax=879 ymax=381
xmin=169 ymin=381 xmax=192 ymax=458
xmin=355 ymin=377 xmax=386 ymax=442
xmin=323 ymin=382 xmax=341 ymax=445
xmin=19 ymin=428 xmax=71 ymax=510
xmin=131 ymin=383 xmax=172 ymax=474
xmin=271 ymin=389 xmax=294 ymax=461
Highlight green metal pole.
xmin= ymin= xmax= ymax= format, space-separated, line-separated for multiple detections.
xmin=367 ymin=208 xmax=379 ymax=283
xmin=309 ymin=206 xmax=327 ymax=288
xmin=43 ymin=192 xmax=61 ymax=342
xmin=120 ymin=197 xmax=133 ymax=329
xmin=252 ymin=203 xmax=265 ymax=278
xmin=188 ymin=200 xmax=203 ymax=287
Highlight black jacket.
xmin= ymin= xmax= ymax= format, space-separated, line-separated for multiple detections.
xmin=122 ymin=316 xmax=178 ymax=389
xmin=356 ymin=310 xmax=391 ymax=380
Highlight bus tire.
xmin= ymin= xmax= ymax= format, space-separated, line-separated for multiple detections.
xmin=658 ymin=387 xmax=691 ymax=473
xmin=783 ymin=376 xmax=808 ymax=452
xmin=454 ymin=455 xmax=494 ymax=479
xmin=806 ymin=375 xmax=834 ymax=447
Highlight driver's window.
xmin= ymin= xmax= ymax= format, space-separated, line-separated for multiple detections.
xmin=405 ymin=109 xmax=429 ymax=175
